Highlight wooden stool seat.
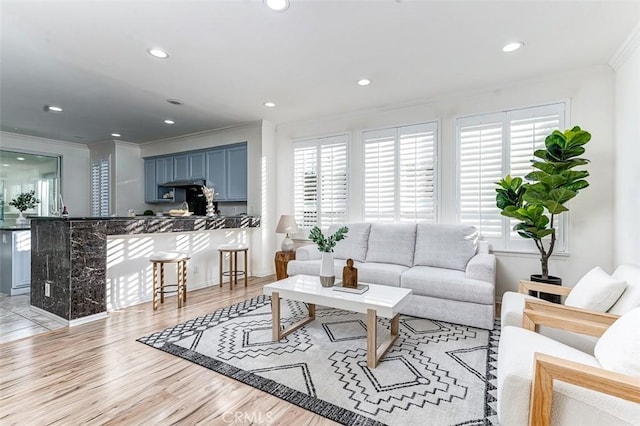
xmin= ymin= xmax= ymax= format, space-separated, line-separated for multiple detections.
xmin=218 ymin=244 xmax=248 ymax=289
xmin=149 ymin=251 xmax=190 ymax=310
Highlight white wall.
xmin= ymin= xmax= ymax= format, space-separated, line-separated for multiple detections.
xmin=0 ymin=132 xmax=90 ymax=216
xmin=275 ymin=67 xmax=616 ymax=297
xmin=114 ymin=142 xmax=145 ymax=216
xmin=613 ymin=26 xmax=640 ymax=265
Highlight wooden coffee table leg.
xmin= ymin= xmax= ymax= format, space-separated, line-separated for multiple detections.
xmin=271 ymin=291 xmax=281 ymax=340
xmin=271 ymin=293 xmax=315 ymax=341
xmin=367 ymin=310 xmax=400 ymax=368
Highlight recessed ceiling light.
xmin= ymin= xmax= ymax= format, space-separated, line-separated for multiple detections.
xmin=265 ymin=0 xmax=289 ymax=12
xmin=2 ymin=164 xmax=9 ymax=167
xmin=264 ymin=102 xmax=276 ymax=108
xmin=167 ymin=99 xmax=184 ymax=105
xmin=148 ymin=48 xmax=169 ymax=59
xmin=111 ymin=133 xmax=121 ymax=138
xmin=502 ymin=41 xmax=524 ymax=52
xmin=45 ymin=105 xmax=63 ymax=112
xmin=164 ymin=119 xmax=175 ymax=125
xmin=17 ymin=157 xmax=25 ymax=161
xmin=357 ymin=79 xmax=371 ymax=86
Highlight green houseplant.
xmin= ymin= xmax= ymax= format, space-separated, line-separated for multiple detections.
xmin=308 ymin=225 xmax=349 ymax=287
xmin=495 ymin=126 xmax=591 ymax=281
xmin=9 ymin=190 xmax=40 ymax=224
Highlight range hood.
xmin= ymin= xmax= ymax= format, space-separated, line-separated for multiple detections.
xmin=160 ymin=179 xmax=206 ymax=187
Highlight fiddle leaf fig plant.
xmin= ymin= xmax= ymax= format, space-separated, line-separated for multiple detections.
xmin=496 ymin=126 xmax=591 ymax=279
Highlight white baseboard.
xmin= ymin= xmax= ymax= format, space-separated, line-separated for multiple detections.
xmin=30 ymin=305 xmax=108 ymax=327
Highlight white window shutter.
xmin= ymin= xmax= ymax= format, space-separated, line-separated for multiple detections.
xmin=293 ymin=135 xmax=349 ymax=229
xmin=91 ymin=159 xmax=109 ymax=216
xmin=456 ymin=102 xmax=566 ymax=252
xmin=363 ymin=129 xmax=396 ymax=222
xmin=458 ymin=119 xmax=504 ymax=240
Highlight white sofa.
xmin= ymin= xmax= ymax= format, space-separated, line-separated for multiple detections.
xmin=287 ymin=223 xmax=496 ymax=329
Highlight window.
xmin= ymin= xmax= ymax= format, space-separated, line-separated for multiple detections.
xmin=363 ymin=122 xmax=437 ymax=223
xmin=456 ymin=102 xmax=566 ymax=252
xmin=293 ymin=135 xmax=348 ymax=229
xmin=91 ymin=159 xmax=110 ymax=216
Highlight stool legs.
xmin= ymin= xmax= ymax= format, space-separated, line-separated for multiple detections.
xmin=153 ymin=262 xmax=158 ymax=310
xmin=151 ymin=259 xmax=188 ymax=310
xmin=219 ymin=248 xmax=248 ymax=290
xmin=244 ymin=250 xmax=248 ymax=287
xmin=219 ymin=250 xmax=223 ymax=288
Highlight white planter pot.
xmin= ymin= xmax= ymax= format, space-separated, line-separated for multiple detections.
xmin=320 ymin=252 xmax=335 ymax=287
xmin=16 ymin=211 xmax=27 ymax=225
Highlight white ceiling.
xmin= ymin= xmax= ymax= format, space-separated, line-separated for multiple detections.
xmin=1 ymin=0 xmax=638 ymax=145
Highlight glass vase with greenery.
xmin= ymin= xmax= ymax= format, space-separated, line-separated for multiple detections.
xmin=9 ymin=190 xmax=40 ymax=212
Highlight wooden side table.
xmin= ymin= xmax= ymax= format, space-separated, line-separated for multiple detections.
xmin=275 ymin=251 xmax=296 ymax=280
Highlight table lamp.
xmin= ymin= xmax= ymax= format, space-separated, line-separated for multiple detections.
xmin=276 ymin=215 xmax=298 ymax=252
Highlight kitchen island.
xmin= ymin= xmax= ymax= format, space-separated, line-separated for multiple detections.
xmin=30 ymin=216 xmax=260 ymax=325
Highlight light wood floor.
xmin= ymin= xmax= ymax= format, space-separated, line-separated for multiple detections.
xmin=0 ymin=276 xmax=337 ymax=425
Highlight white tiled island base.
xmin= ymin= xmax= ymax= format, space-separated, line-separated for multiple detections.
xmin=263 ymin=274 xmax=412 ymax=368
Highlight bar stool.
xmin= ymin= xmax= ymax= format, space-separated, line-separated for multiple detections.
xmin=149 ymin=251 xmax=190 ymax=310
xmin=218 ymin=243 xmax=248 ymax=289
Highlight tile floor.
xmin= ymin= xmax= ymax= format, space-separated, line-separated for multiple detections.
xmin=0 ymin=293 xmax=65 ymax=344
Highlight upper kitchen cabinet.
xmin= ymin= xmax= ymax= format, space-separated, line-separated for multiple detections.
xmin=226 ymin=144 xmax=248 ymax=201
xmin=144 ymin=159 xmax=156 ymax=202
xmin=205 ymin=149 xmax=227 ymax=200
xmin=156 ymin=157 xmax=174 ymax=185
xmin=189 ymin=152 xmax=206 ymax=179
xmin=205 ymin=143 xmax=247 ymax=202
xmin=144 ymin=157 xmax=184 ymax=203
xmin=174 ymin=152 xmax=205 ymax=181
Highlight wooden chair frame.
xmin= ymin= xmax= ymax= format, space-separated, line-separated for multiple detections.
xmin=519 ymin=305 xmax=640 ymax=426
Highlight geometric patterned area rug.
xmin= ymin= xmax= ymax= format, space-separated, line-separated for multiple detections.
xmin=138 ymin=295 xmax=500 ymax=425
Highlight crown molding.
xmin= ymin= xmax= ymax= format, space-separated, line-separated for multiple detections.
xmin=0 ymin=131 xmax=89 ymax=150
xmin=610 ymin=22 xmax=640 ymax=70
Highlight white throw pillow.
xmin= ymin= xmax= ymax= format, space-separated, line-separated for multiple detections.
xmin=594 ymin=307 xmax=640 ymax=376
xmin=564 ymin=266 xmax=626 ymax=312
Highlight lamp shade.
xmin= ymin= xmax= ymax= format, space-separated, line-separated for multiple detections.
xmin=275 ymin=215 xmax=298 ymax=234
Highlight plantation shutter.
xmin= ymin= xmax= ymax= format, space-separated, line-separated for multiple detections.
xmin=506 ymin=103 xmax=565 ymax=248
xmin=364 ymin=122 xmax=438 ymax=223
xmin=293 ymin=135 xmax=349 ymax=229
xmin=399 ymin=123 xmax=436 ymax=223
xmin=456 ymin=102 xmax=566 ymax=252
xmin=91 ymin=159 xmax=109 ymax=216
xmin=363 ymin=128 xmax=396 ymax=222
xmin=458 ymin=115 xmax=504 ymax=239
xmin=319 ymin=135 xmax=348 ymax=226
xmin=293 ymin=142 xmax=318 ymax=228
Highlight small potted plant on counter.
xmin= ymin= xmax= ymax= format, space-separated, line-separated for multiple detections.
xmin=9 ymin=190 xmax=40 ymax=225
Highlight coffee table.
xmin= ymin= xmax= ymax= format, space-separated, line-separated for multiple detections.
xmin=263 ymin=274 xmax=412 ymax=368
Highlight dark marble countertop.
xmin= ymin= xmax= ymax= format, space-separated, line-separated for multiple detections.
xmin=0 ymin=225 xmax=30 ymax=231
xmin=30 ymin=215 xmax=261 ymax=236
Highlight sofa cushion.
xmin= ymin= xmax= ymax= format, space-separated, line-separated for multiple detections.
xmin=414 ymin=224 xmax=478 ymax=271
xmin=594 ymin=307 xmax=640 ymax=376
xmin=356 ymin=262 xmax=408 ymax=287
xmin=565 ymin=266 xmax=626 ymax=312
xmin=609 ymin=264 xmax=640 ymax=315
xmin=365 ymin=223 xmax=416 ymax=267
xmin=401 ymin=266 xmax=494 ymax=304
xmin=286 ymin=259 xmax=322 ymax=277
xmin=328 ymin=223 xmax=371 ymax=262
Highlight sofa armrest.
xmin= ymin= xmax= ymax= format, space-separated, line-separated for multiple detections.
xmin=522 ymin=301 xmax=620 ymax=337
xmin=530 ymin=352 xmax=640 ymax=426
xmin=465 ymin=253 xmax=496 ymax=284
xmin=295 ymin=244 xmax=322 ymax=261
xmin=518 ymin=280 xmax=573 ymax=297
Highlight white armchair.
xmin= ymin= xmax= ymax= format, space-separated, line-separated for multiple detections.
xmin=498 ymin=306 xmax=640 ymax=426
xmin=501 ymin=264 xmax=640 ymax=354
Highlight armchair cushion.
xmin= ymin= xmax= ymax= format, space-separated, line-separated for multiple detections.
xmin=609 ymin=264 xmax=640 ymax=315
xmin=564 ymin=266 xmax=626 ymax=312
xmin=594 ymin=307 xmax=640 ymax=376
